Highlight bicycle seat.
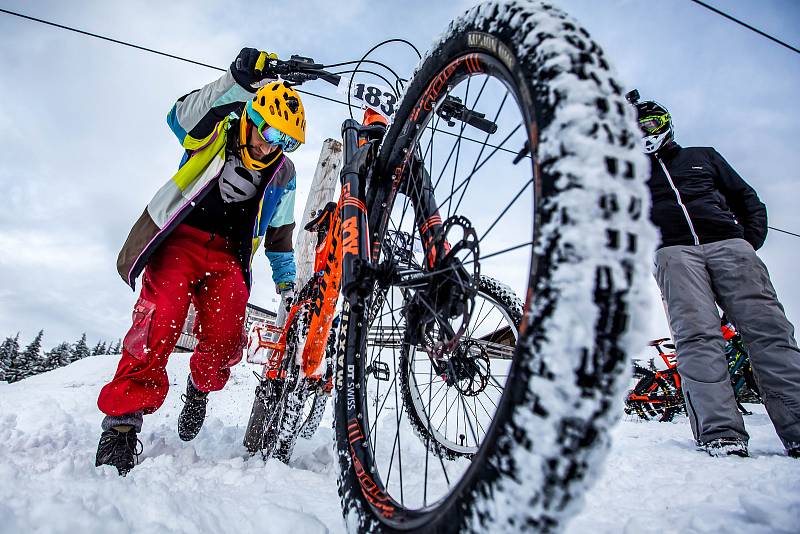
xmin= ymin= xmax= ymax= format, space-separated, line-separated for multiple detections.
xmin=649 ymin=337 xmax=671 ymax=346
xmin=304 ymin=201 xmax=337 ymax=232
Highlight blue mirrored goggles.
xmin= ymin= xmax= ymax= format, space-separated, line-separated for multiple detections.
xmin=245 ymin=102 xmax=301 ymax=153
xmin=260 ymin=125 xmax=301 ymax=153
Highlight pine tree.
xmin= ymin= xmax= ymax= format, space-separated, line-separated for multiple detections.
xmin=90 ymin=340 xmax=109 ymax=356
xmin=45 ymin=342 xmax=73 ymax=371
xmin=111 ymin=339 xmax=122 ymax=354
xmin=11 ymin=330 xmax=44 ymax=381
xmin=71 ymin=333 xmax=90 ymax=362
xmin=1 ymin=334 xmax=21 ymax=382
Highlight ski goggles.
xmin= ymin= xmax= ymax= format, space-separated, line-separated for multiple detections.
xmin=638 ymin=113 xmax=671 ymax=134
xmin=245 ymin=102 xmax=301 ymax=153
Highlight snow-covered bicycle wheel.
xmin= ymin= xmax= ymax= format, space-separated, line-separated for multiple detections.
xmin=299 ymin=389 xmax=329 ymax=440
xmin=400 ymin=275 xmax=521 ymax=459
xmin=334 ymin=1 xmax=654 ymax=532
xmin=243 ymin=308 xmax=305 ymax=459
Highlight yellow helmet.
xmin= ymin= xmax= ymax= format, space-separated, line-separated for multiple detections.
xmin=248 ymin=81 xmax=306 ymax=143
xmin=237 ymin=82 xmax=306 ymax=170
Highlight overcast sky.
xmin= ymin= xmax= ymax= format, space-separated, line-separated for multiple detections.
xmin=0 ymin=0 xmax=798 ymax=351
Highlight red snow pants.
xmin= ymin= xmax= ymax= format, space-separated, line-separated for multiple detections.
xmin=98 ymin=224 xmax=249 ymax=416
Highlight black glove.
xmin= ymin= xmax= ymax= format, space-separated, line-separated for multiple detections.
xmin=230 ymin=48 xmax=276 ymax=90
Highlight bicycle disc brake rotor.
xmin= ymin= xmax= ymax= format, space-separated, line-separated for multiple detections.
xmin=445 ymin=339 xmax=491 ymax=396
xmin=406 ymin=215 xmax=480 ymax=361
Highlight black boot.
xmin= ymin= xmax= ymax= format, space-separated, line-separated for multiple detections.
xmin=178 ymin=375 xmax=209 ymax=442
xmin=701 ymin=437 xmax=749 ymax=458
xmin=95 ymin=426 xmax=142 ymax=476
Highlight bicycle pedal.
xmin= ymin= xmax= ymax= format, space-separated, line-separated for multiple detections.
xmin=366 ymin=361 xmax=390 ymax=381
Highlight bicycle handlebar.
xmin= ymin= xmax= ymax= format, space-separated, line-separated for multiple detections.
xmin=261 ymin=55 xmax=341 ymax=87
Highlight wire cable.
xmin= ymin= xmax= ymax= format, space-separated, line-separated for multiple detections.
xmin=3 ymin=6 xmax=800 ymax=241
xmin=347 ymin=38 xmax=422 ymax=119
xmin=324 ymin=59 xmax=407 ymax=86
xmin=332 ymin=69 xmax=399 ymax=97
xmin=688 ymin=0 xmax=800 ymax=55
xmin=0 ymin=7 xmax=355 ymax=108
xmin=769 ymin=226 xmax=800 ymax=239
xmin=0 ymin=7 xmax=225 ymax=70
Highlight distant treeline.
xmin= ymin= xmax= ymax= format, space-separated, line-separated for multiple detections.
xmin=0 ymin=331 xmax=121 ymax=383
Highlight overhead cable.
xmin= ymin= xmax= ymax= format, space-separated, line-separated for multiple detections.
xmin=3 ymin=6 xmax=800 ymax=241
xmin=688 ymin=0 xmax=800 ymax=55
xmin=0 ymin=7 xmax=352 ymax=107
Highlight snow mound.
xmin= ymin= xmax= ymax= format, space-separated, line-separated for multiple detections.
xmin=0 ymin=355 xmax=343 ymax=534
xmin=1 ymin=355 xmax=797 ymax=533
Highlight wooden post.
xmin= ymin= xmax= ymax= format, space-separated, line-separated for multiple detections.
xmin=293 ymin=138 xmax=343 ymax=295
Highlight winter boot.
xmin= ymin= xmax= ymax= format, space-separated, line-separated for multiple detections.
xmin=178 ymin=375 xmax=209 ymax=442
xmin=701 ymin=437 xmax=749 ymax=458
xmin=95 ymin=426 xmax=142 ymax=476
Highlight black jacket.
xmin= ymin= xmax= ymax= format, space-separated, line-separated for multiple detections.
xmin=647 ymin=143 xmax=767 ymax=250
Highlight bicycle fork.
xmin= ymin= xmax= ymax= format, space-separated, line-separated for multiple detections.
xmin=339 ymin=118 xmax=378 ymax=305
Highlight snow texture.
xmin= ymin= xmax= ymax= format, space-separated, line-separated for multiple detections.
xmin=1 ymin=355 xmax=797 ymax=532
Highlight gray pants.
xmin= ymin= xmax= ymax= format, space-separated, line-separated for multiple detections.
xmin=654 ymin=238 xmax=800 ymax=449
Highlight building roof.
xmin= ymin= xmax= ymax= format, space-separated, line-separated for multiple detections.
xmin=246 ymin=302 xmax=276 ymax=317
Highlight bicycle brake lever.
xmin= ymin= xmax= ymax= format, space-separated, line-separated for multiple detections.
xmin=288 ymin=55 xmax=322 ymax=69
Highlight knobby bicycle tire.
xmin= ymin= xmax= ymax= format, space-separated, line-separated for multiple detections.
xmin=243 ymin=308 xmax=305 ymax=458
xmin=334 ymin=2 xmax=654 ymax=532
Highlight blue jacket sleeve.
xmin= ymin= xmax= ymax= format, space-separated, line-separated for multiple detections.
xmin=265 ymin=251 xmax=297 ymax=288
xmin=264 ymin=184 xmax=297 ymax=288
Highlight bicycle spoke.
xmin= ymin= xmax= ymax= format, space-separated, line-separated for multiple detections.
xmin=452 ymin=90 xmax=510 ymax=215
xmin=470 ymin=240 xmax=534 ymax=264
xmin=430 ymin=126 xmax=533 ymax=159
xmin=445 ymin=75 xmax=472 ymax=219
xmin=479 ymin=175 xmax=534 ymax=244
xmin=435 ymin=122 xmax=522 ymax=210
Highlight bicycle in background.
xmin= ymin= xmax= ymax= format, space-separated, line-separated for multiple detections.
xmin=625 ymin=319 xmax=761 ymax=422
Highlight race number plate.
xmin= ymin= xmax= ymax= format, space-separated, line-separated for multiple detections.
xmin=337 ymin=77 xmax=398 ymax=120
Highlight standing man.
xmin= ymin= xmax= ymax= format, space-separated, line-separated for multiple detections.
xmin=96 ymin=48 xmax=305 ymax=475
xmin=628 ymin=90 xmax=800 ymax=458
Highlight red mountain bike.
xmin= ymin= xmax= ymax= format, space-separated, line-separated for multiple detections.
xmin=240 ymin=2 xmax=651 ymax=532
xmin=624 ymin=320 xmax=761 ymax=422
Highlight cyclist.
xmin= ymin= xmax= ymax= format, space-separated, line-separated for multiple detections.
xmin=631 ymin=93 xmax=800 ymax=458
xmin=95 ymin=48 xmax=305 ymax=475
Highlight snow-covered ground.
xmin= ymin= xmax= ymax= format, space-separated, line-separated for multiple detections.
xmin=1 ymin=354 xmax=797 ymax=533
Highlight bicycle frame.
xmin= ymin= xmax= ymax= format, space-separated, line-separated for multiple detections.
xmin=626 ymin=323 xmax=759 ymax=416
xmin=626 ymin=339 xmax=681 ymax=405
xmin=259 ymin=107 xmax=454 ymax=385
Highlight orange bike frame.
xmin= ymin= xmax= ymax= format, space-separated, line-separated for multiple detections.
xmin=262 ymin=109 xmax=389 ymax=382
